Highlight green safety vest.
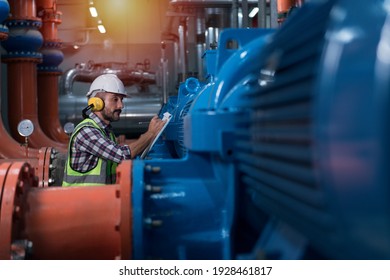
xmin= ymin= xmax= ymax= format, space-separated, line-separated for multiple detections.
xmin=62 ymin=118 xmax=118 ymax=187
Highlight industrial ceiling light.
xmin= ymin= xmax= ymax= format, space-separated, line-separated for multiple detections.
xmin=97 ymin=20 xmax=106 ymax=33
xmin=249 ymin=7 xmax=259 ymax=18
xmin=89 ymin=1 xmax=98 ymax=17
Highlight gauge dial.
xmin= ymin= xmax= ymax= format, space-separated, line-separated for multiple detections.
xmin=17 ymin=119 xmax=34 ymax=137
xmin=64 ymin=122 xmax=75 ymax=134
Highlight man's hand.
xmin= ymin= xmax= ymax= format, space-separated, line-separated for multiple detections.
xmin=147 ymin=115 xmax=166 ymax=136
xmin=128 ymin=115 xmax=167 ymax=158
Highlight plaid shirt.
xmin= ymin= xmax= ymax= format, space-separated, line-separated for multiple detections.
xmin=69 ymin=113 xmax=131 ymax=172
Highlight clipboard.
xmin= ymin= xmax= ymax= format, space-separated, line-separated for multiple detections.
xmin=140 ymin=112 xmax=172 ymax=159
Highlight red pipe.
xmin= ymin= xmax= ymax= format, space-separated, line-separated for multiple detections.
xmin=8 ymin=0 xmax=37 ymax=20
xmin=277 ymin=0 xmax=293 ymax=13
xmin=36 ymin=0 xmax=68 ymax=143
xmin=0 ymin=6 xmax=39 ymax=159
xmin=37 ymin=74 xmax=69 ymax=143
xmin=6 ymin=61 xmax=67 ymax=152
xmin=0 ymin=160 xmax=132 ymax=260
xmin=4 ymin=0 xmax=66 ymax=152
xmin=25 ymin=185 xmax=123 ymax=259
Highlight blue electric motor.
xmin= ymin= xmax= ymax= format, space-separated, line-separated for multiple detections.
xmin=132 ymin=0 xmax=390 ymax=260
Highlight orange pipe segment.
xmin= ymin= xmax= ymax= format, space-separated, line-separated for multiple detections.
xmin=0 ymin=160 xmax=133 ymax=259
xmin=6 ymin=61 xmax=67 ymax=152
xmin=8 ymin=0 xmax=38 ymax=20
xmin=37 ymin=74 xmax=69 ymax=143
xmin=24 ymin=185 xmax=123 ymax=259
xmin=23 ymin=161 xmax=133 ymax=260
xmin=36 ymin=0 xmax=68 ymax=143
xmin=277 ymin=0 xmax=294 ymax=13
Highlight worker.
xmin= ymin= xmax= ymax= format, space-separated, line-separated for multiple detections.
xmin=62 ymin=73 xmax=165 ymax=186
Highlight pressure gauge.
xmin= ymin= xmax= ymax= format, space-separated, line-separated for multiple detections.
xmin=17 ymin=119 xmax=34 ymax=137
xmin=64 ymin=122 xmax=75 ymax=135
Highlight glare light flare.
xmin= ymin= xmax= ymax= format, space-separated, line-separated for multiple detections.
xmin=98 ymin=22 xmax=106 ymax=34
xmin=89 ymin=6 xmax=98 ymax=17
xmin=249 ymin=7 xmax=259 ymax=18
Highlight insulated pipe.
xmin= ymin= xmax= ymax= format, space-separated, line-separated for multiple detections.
xmin=2 ymin=0 xmax=66 ymax=152
xmin=0 ymin=161 xmax=132 ymax=260
xmin=36 ymin=0 xmax=68 ymax=143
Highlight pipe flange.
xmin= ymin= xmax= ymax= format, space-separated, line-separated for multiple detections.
xmin=0 ymin=162 xmax=37 ymax=259
xmin=37 ymin=147 xmax=55 ymax=187
xmin=116 ymin=160 xmax=133 ymax=259
xmin=5 ymin=18 xmax=42 ymax=28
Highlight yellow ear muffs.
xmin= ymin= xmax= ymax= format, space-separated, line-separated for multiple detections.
xmin=82 ymin=97 xmax=105 ymax=118
xmin=88 ymin=97 xmax=105 ymax=111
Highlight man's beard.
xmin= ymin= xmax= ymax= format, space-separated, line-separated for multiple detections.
xmin=102 ymin=109 xmax=122 ymax=122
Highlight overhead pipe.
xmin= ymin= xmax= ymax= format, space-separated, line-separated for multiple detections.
xmin=1 ymin=0 xmax=66 ymax=152
xmin=36 ymin=0 xmax=68 ymax=143
xmin=0 ymin=161 xmax=132 ymax=260
xmin=61 ymin=61 xmax=157 ymax=96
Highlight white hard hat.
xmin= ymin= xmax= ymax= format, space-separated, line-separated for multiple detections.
xmin=86 ymin=74 xmax=127 ymax=98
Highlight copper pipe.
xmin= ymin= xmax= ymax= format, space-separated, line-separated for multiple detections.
xmin=36 ymin=0 xmax=58 ymax=40
xmin=37 ymin=74 xmax=69 ymax=143
xmin=8 ymin=0 xmax=37 ymax=19
xmin=3 ymin=0 xmax=66 ymax=152
xmin=6 ymin=61 xmax=67 ymax=152
xmin=277 ymin=0 xmax=293 ymax=13
xmin=25 ymin=185 xmax=123 ymax=259
xmin=36 ymin=0 xmax=68 ymax=143
xmin=0 ymin=2 xmax=39 ymax=159
xmin=0 ymin=160 xmax=132 ymax=260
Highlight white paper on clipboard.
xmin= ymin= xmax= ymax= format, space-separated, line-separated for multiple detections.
xmin=140 ymin=112 xmax=172 ymax=159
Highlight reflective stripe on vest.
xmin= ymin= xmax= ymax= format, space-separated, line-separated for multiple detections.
xmin=62 ymin=118 xmax=118 ymax=187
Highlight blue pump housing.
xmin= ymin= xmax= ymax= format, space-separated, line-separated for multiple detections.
xmin=131 ymin=0 xmax=390 ymax=260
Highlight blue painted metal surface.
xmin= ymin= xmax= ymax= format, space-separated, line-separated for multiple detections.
xmin=132 ymin=28 xmax=273 ymax=259
xmin=236 ymin=0 xmax=390 ymax=259
xmin=0 ymin=0 xmax=9 ymax=34
xmin=1 ymin=19 xmax=43 ymax=60
xmin=132 ymin=0 xmax=390 ymax=260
